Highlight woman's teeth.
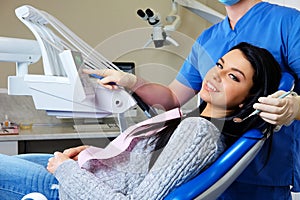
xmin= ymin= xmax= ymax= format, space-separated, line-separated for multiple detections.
xmin=207 ymin=82 xmax=217 ymax=92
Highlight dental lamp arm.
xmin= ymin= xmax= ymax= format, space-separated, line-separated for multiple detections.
xmin=165 ymin=0 xmax=225 ymax=32
xmin=0 ymin=37 xmax=41 ymax=76
xmin=170 ymin=0 xmax=225 ymax=25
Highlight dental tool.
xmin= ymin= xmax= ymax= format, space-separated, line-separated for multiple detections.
xmin=233 ymin=90 xmax=293 ymax=123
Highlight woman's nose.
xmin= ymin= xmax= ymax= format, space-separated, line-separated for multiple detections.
xmin=212 ymin=72 xmax=221 ymax=82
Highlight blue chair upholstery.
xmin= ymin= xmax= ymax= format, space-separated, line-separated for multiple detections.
xmin=165 ymin=72 xmax=295 ymax=200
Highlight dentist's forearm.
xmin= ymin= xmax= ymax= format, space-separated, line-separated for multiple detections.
xmin=130 ymin=77 xmax=180 ymax=111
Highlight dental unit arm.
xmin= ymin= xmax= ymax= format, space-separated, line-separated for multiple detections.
xmin=0 ymin=37 xmax=41 ymax=77
xmin=5 ymin=5 xmax=138 ymax=120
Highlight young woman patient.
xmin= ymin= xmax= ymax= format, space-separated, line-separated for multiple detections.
xmin=0 ymin=42 xmax=282 ymax=200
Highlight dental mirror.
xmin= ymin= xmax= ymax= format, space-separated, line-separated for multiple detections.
xmin=233 ymin=91 xmax=292 ymax=123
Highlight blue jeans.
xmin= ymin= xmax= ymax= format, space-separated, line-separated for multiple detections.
xmin=0 ymin=154 xmax=59 ymax=200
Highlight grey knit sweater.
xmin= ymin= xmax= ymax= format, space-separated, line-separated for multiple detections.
xmin=54 ymin=117 xmax=225 ymax=200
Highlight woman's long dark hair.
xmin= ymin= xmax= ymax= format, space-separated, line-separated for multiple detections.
xmin=220 ymin=42 xmax=282 ymax=142
xmin=150 ymin=42 xmax=282 ymax=163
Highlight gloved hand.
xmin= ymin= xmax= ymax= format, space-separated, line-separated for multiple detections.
xmin=83 ymin=69 xmax=137 ymax=90
xmin=253 ymin=90 xmax=299 ymax=125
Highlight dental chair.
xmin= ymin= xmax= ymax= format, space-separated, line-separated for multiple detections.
xmin=21 ymin=73 xmax=294 ymax=200
xmin=165 ymin=72 xmax=295 ymax=200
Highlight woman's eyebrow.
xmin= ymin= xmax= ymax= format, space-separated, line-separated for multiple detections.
xmin=220 ymin=57 xmax=225 ymax=63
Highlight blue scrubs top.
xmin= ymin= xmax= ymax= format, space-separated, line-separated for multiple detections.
xmin=177 ymin=2 xmax=300 ymax=192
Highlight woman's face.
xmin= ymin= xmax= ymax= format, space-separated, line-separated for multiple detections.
xmin=199 ymin=49 xmax=254 ymax=115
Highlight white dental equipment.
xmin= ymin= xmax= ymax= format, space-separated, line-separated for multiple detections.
xmin=137 ymin=8 xmax=179 ymax=48
xmin=5 ymin=5 xmax=137 ymax=120
xmin=139 ymin=0 xmax=225 ymax=48
xmin=0 ymin=37 xmax=41 ymax=77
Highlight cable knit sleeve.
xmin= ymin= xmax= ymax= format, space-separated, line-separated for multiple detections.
xmin=130 ymin=117 xmax=225 ymax=199
xmin=55 ymin=159 xmax=128 ymax=200
xmin=54 ymin=117 xmax=225 ymax=200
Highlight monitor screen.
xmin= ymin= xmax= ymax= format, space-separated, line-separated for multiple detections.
xmin=113 ymin=62 xmax=135 ymax=74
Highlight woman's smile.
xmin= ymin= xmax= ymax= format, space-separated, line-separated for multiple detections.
xmin=204 ymin=81 xmax=219 ymax=92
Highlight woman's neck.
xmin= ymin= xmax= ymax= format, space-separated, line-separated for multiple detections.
xmin=226 ymin=0 xmax=262 ymax=30
xmin=200 ymin=103 xmax=234 ymax=119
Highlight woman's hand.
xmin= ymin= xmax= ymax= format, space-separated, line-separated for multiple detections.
xmin=47 ymin=152 xmax=70 ymax=174
xmin=62 ymin=145 xmax=89 ymax=161
xmin=253 ymin=90 xmax=300 ymax=125
xmin=83 ymin=69 xmax=137 ymax=90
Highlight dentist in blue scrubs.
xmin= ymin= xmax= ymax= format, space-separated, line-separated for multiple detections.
xmin=185 ymin=0 xmax=300 ymax=199
xmin=96 ymin=0 xmax=300 ymax=199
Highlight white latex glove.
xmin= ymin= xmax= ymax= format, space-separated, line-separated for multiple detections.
xmin=83 ymin=68 xmax=137 ymax=90
xmin=253 ymin=90 xmax=299 ymax=125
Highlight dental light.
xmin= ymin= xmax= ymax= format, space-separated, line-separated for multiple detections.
xmin=137 ymin=8 xmax=179 ymax=48
xmin=138 ymin=0 xmax=225 ymax=48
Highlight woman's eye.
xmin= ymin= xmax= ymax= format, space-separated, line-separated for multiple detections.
xmin=216 ymin=62 xmax=223 ymax=69
xmin=229 ymin=74 xmax=240 ymax=82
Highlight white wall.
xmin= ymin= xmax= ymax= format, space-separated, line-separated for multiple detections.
xmin=267 ymin=0 xmax=300 ymax=9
